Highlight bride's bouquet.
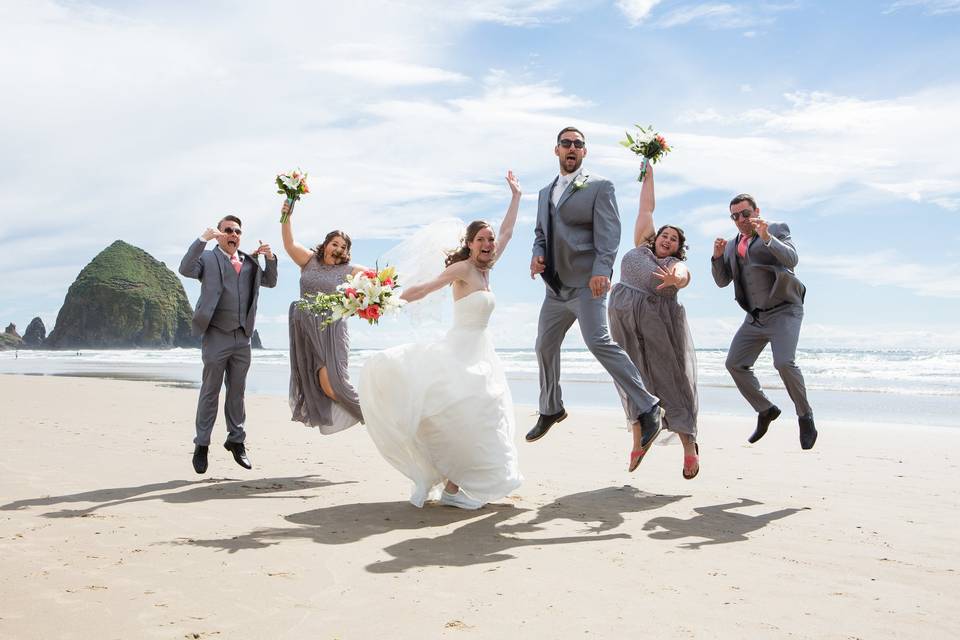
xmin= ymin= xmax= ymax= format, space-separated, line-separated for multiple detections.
xmin=276 ymin=169 xmax=310 ymax=223
xmin=620 ymin=125 xmax=671 ymax=182
xmin=297 ymin=266 xmax=403 ymax=327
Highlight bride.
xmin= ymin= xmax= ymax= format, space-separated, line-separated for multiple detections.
xmin=359 ymin=171 xmax=523 ymax=510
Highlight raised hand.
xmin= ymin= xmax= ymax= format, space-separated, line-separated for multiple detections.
xmin=713 ymin=237 xmax=727 ymax=258
xmin=652 ymin=265 xmax=684 ymax=290
xmin=280 ymin=200 xmax=292 ymax=219
xmin=201 ymin=227 xmax=225 ymax=242
xmin=506 ymin=170 xmax=521 ymax=197
xmin=253 ymin=240 xmax=274 ymax=260
xmin=750 ymin=217 xmax=770 ymax=242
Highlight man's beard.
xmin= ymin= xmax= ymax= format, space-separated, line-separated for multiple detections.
xmin=559 ymin=155 xmax=583 ymax=174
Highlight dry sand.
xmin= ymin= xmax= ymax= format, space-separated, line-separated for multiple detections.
xmin=0 ymin=374 xmax=957 ymax=639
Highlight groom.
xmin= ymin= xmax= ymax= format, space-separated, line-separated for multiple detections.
xmin=179 ymin=215 xmax=278 ymax=473
xmin=528 ymin=126 xmax=663 ymax=460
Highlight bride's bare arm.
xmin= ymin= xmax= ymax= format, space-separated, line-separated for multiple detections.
xmin=400 ymin=261 xmax=470 ymax=303
xmin=493 ymin=170 xmax=522 ymax=260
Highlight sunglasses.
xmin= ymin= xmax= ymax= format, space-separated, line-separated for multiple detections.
xmin=729 ymin=209 xmax=755 ymax=221
xmin=558 ymin=139 xmax=585 ymax=149
xmin=221 ymin=226 xmax=243 ymax=235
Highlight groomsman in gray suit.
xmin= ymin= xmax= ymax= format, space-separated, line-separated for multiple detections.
xmin=179 ymin=215 xmax=278 ymax=473
xmin=712 ymin=194 xmax=817 ymax=449
xmin=528 ymin=127 xmax=664 ymax=465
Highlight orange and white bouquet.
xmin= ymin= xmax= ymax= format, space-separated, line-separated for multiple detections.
xmin=297 ymin=266 xmax=402 ymax=327
xmin=620 ymin=125 xmax=672 ymax=182
xmin=276 ymin=169 xmax=310 ymax=223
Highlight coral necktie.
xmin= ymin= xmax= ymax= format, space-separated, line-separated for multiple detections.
xmin=737 ymin=235 xmax=750 ymax=258
xmin=230 ymin=254 xmax=242 ymax=274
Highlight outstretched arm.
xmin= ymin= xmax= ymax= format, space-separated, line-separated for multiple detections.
xmin=653 ymin=261 xmax=691 ymax=291
xmin=494 ymin=170 xmax=522 ymax=261
xmin=633 ymin=163 xmax=656 ymax=248
xmin=279 ymin=201 xmax=315 ymax=268
xmin=400 ymin=260 xmax=471 ymax=303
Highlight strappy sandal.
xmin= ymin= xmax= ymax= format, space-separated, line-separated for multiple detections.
xmin=629 ymin=446 xmax=647 ymax=472
xmin=682 ymin=443 xmax=700 ymax=480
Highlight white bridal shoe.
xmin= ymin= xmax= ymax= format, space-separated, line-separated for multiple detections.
xmin=439 ymin=490 xmax=484 ymax=510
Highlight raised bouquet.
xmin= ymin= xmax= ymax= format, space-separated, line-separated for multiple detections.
xmin=619 ymin=125 xmax=671 ymax=182
xmin=276 ymin=169 xmax=310 ymax=223
xmin=296 ymin=266 xmax=403 ymax=327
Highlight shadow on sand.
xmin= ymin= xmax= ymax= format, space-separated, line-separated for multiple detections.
xmin=181 ymin=485 xmax=692 ymax=573
xmin=1 ymin=476 xmax=351 ymax=518
xmin=642 ymin=498 xmax=811 ymax=549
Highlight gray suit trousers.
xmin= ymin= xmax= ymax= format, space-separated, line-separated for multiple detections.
xmin=725 ymin=303 xmax=812 ymax=417
xmin=536 ymin=286 xmax=658 ymax=418
xmin=195 ymin=327 xmax=251 ymax=446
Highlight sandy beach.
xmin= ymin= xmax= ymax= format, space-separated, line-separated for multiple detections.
xmin=0 ymin=374 xmax=957 ymax=639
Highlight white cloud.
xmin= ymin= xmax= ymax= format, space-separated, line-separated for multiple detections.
xmin=655 ymin=3 xmax=765 ymax=29
xmin=663 ymin=87 xmax=960 ymax=213
xmin=453 ymin=0 xmax=571 ymax=26
xmin=805 ymin=251 xmax=960 ymax=299
xmin=885 ymin=0 xmax=960 ymax=14
xmin=615 ymin=0 xmax=664 ymax=25
xmin=302 ymin=60 xmax=467 ymax=86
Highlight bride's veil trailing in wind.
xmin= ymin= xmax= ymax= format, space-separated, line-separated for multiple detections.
xmin=379 ymin=217 xmax=465 ymax=333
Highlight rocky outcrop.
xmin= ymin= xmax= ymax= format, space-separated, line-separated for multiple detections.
xmin=22 ymin=317 xmax=46 ymax=347
xmin=0 ymin=323 xmax=22 ymax=350
xmin=46 ymin=240 xmax=199 ymax=349
xmin=252 ymin=330 xmax=264 ymax=350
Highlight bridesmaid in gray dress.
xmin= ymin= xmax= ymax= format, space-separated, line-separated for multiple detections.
xmin=608 ymin=164 xmax=700 ymax=478
xmin=280 ymin=201 xmax=366 ymax=434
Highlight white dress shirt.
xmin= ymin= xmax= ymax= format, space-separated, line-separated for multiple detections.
xmin=551 ymin=167 xmax=584 ymax=207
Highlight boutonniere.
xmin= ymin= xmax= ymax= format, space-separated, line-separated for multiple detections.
xmin=571 ymin=175 xmax=589 ymax=191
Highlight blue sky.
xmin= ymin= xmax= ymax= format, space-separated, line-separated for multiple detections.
xmin=1 ymin=0 xmax=958 ymax=350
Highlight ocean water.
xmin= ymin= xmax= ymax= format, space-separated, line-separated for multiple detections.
xmin=1 ymin=348 xmax=958 ymax=427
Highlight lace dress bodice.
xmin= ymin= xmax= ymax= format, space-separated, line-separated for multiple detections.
xmin=299 ymin=260 xmax=354 ymax=297
xmin=618 ymin=246 xmax=679 ymax=298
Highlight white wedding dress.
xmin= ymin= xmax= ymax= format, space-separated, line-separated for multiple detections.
xmin=359 ymin=290 xmax=522 ymax=507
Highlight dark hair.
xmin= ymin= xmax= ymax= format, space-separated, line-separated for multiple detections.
xmin=218 ymin=215 xmax=242 ymax=230
xmin=556 ymin=126 xmax=585 ymax=144
xmin=314 ymin=230 xmax=352 ymax=265
xmin=646 ymin=224 xmax=688 ymax=261
xmin=729 ymin=193 xmax=758 ymax=210
xmin=445 ymin=220 xmax=492 ymax=267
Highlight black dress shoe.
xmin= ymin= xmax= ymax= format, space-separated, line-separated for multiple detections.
xmin=192 ymin=445 xmax=209 ymax=474
xmin=799 ymin=415 xmax=818 ymax=450
xmin=638 ymin=404 xmax=664 ymax=449
xmin=748 ymin=405 xmax=781 ymax=444
xmin=224 ymin=441 xmax=253 ymax=469
xmin=525 ymin=410 xmax=568 ymax=442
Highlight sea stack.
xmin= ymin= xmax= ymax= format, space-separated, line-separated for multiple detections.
xmin=46 ymin=240 xmax=199 ymax=349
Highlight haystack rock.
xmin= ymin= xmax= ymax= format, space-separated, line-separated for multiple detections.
xmin=46 ymin=240 xmax=199 ymax=349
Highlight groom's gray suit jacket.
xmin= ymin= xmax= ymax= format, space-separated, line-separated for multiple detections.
xmin=711 ymin=222 xmax=806 ymax=313
xmin=178 ymin=240 xmax=278 ymax=337
xmin=532 ymin=173 xmax=620 ymax=289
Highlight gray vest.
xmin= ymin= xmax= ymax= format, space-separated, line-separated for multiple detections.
xmin=209 ymin=254 xmax=254 ymax=333
xmin=737 ymin=238 xmax=776 ymax=310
